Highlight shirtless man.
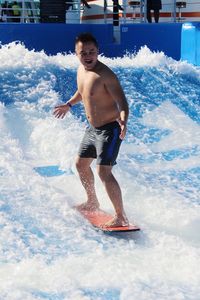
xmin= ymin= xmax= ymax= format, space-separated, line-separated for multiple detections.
xmin=53 ymin=33 xmax=129 ymax=227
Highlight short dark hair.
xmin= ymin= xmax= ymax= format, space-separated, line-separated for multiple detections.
xmin=75 ymin=32 xmax=99 ymax=48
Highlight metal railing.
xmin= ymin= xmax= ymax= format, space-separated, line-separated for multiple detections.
xmin=102 ymin=0 xmax=186 ymax=24
xmin=0 ymin=5 xmax=39 ymax=23
xmin=0 ymin=0 xmax=199 ymax=24
xmin=68 ymin=0 xmax=198 ymax=24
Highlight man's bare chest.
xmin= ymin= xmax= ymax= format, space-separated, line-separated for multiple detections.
xmin=78 ymin=75 xmax=105 ymax=96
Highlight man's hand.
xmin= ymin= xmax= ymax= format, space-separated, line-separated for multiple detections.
xmin=118 ymin=120 xmax=127 ymax=140
xmin=53 ymin=103 xmax=70 ymax=119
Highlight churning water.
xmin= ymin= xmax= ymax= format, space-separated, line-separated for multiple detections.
xmin=0 ymin=42 xmax=200 ymax=300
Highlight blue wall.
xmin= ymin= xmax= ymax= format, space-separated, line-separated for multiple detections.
xmin=120 ymin=23 xmax=182 ymax=60
xmin=0 ymin=22 xmax=197 ymax=63
xmin=181 ymin=22 xmax=200 ymax=65
xmin=0 ymin=23 xmax=114 ymax=55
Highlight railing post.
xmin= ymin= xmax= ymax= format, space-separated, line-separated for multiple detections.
xmin=78 ymin=0 xmax=81 ymax=20
xmin=122 ymin=0 xmax=127 ymax=24
xmin=21 ymin=0 xmax=25 ymax=23
xmin=172 ymin=0 xmax=177 ymax=22
xmin=144 ymin=0 xmax=147 ymax=22
xmin=104 ymin=0 xmax=107 ymax=24
xmin=140 ymin=0 xmax=146 ymax=22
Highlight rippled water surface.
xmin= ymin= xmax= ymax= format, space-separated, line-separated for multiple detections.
xmin=0 ymin=43 xmax=200 ymax=300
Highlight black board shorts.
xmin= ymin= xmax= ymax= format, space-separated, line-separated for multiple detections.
xmin=78 ymin=121 xmax=122 ymax=166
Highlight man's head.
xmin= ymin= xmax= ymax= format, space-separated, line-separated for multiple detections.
xmin=75 ymin=33 xmax=99 ymax=70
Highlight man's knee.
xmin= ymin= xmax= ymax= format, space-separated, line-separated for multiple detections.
xmin=97 ymin=165 xmax=112 ymax=182
xmin=75 ymin=157 xmax=84 ymax=172
xmin=75 ymin=157 xmax=93 ymax=173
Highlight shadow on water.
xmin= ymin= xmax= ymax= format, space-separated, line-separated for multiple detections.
xmin=90 ymin=227 xmax=147 ymax=245
xmin=103 ymin=229 xmax=143 ymax=242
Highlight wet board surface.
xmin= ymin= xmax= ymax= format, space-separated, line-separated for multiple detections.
xmin=77 ymin=208 xmax=140 ymax=232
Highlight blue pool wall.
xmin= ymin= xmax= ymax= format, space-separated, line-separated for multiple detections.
xmin=0 ymin=22 xmax=199 ymax=64
xmin=181 ymin=22 xmax=200 ymax=66
xmin=120 ymin=23 xmax=182 ymax=60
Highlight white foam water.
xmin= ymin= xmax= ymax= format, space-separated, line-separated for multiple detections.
xmin=0 ymin=43 xmax=200 ymax=300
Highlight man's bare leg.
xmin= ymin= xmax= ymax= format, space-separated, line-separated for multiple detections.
xmin=75 ymin=157 xmax=100 ymax=211
xmin=97 ymin=165 xmax=129 ymax=227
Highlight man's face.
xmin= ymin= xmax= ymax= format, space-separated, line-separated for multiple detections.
xmin=75 ymin=41 xmax=98 ymax=70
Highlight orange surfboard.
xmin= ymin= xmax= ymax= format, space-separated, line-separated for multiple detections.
xmin=77 ymin=208 xmax=140 ymax=232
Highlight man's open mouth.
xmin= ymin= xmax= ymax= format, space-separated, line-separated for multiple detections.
xmin=85 ymin=60 xmax=93 ymax=64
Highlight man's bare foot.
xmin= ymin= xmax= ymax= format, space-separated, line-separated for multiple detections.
xmin=75 ymin=201 xmax=100 ymax=211
xmin=102 ymin=215 xmax=129 ymax=228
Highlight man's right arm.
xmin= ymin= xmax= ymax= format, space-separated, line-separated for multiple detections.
xmin=53 ymin=90 xmax=82 ymax=119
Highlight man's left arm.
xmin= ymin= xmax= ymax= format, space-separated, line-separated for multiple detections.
xmin=106 ymin=74 xmax=129 ymax=139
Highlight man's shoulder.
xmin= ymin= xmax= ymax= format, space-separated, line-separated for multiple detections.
xmin=98 ymin=62 xmax=115 ymax=77
xmin=102 ymin=67 xmax=118 ymax=85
